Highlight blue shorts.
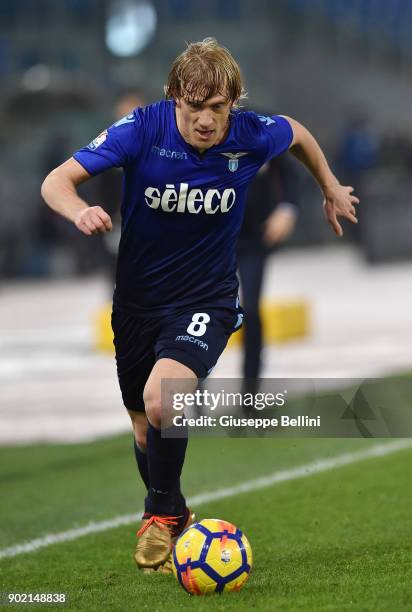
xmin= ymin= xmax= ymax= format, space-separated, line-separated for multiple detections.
xmin=111 ymin=298 xmax=243 ymax=412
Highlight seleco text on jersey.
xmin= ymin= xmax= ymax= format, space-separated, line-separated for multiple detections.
xmin=144 ymin=183 xmax=236 ymax=214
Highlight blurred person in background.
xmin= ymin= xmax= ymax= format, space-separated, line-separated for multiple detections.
xmin=95 ymin=90 xmax=147 ymax=283
xmin=336 ymin=112 xmax=379 ymax=192
xmin=34 ymin=90 xmax=146 ymax=280
xmin=237 ymin=150 xmax=299 ymax=410
xmin=41 ymin=38 xmax=359 ymax=575
xmin=36 ymin=132 xmax=72 ymax=275
xmin=335 ymin=111 xmax=379 ymax=242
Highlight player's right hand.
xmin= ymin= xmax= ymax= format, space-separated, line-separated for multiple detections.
xmin=322 ymin=184 xmax=359 ymax=237
xmin=74 ymin=206 xmax=113 ymax=236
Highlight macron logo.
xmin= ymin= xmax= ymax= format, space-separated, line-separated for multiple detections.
xmin=144 ymin=183 xmax=236 ymax=215
xmin=258 ymin=115 xmax=276 ymax=126
xmin=152 ymin=145 xmax=188 ymax=160
xmin=175 ymin=335 xmax=208 ymax=350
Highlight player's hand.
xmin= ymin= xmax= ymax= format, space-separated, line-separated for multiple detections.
xmin=263 ymin=206 xmax=297 ymax=246
xmin=74 ymin=206 xmax=113 ymax=236
xmin=323 ymin=184 xmax=359 ymax=237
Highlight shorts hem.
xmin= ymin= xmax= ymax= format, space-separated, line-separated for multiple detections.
xmin=123 ymin=402 xmax=146 ymax=413
xmin=156 ymin=348 xmax=207 ymax=379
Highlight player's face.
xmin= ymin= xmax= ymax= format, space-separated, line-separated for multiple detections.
xmin=175 ymin=94 xmax=234 ymax=151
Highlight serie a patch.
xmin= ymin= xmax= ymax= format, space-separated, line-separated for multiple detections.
xmin=88 ymin=130 xmax=108 ymax=150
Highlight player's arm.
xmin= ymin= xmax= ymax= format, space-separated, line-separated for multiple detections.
xmin=41 ymin=157 xmax=112 ymax=236
xmin=280 ymin=115 xmax=359 ymax=237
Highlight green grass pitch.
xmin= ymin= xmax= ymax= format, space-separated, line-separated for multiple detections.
xmin=1 ymin=435 xmax=411 ymax=611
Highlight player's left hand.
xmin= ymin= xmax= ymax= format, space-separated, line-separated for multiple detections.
xmin=323 ymin=184 xmax=359 ymax=237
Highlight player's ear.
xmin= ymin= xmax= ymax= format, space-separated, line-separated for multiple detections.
xmin=175 ymin=98 xmax=182 ymax=108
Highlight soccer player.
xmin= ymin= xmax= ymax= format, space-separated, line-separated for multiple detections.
xmin=41 ymin=38 xmax=359 ymax=572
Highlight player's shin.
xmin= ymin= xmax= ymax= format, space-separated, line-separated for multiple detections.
xmin=134 ymin=422 xmax=190 ymax=570
xmin=145 ymin=422 xmax=188 ymax=517
xmin=133 ymin=439 xmax=150 ymax=490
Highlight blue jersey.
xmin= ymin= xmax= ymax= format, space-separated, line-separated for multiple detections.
xmin=73 ymin=100 xmax=293 ymax=315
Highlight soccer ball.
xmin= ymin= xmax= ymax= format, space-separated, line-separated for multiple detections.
xmin=172 ymin=518 xmax=252 ymax=595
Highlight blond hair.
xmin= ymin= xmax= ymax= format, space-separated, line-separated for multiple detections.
xmin=164 ymin=37 xmax=246 ymax=104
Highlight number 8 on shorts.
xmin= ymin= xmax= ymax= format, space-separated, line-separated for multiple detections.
xmin=187 ymin=313 xmax=210 ymax=337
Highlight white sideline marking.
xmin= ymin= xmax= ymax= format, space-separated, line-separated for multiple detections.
xmin=1 ymin=439 xmax=411 ymax=560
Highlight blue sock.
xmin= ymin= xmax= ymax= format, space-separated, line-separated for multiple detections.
xmin=133 ymin=439 xmax=150 ymax=490
xmin=145 ymin=423 xmax=188 ymax=516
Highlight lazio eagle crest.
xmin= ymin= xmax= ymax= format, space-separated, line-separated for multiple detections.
xmin=220 ymin=151 xmax=248 ymax=172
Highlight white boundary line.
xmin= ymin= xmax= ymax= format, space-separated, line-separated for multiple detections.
xmin=1 ymin=439 xmax=411 ymax=560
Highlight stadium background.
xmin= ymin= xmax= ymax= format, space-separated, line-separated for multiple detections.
xmin=1 ymin=1 xmax=412 ymax=610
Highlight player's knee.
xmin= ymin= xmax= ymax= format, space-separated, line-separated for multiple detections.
xmin=128 ymin=409 xmax=149 ymax=449
xmin=135 ymin=432 xmax=147 ymax=452
xmin=133 ymin=419 xmax=148 ymax=450
xmin=143 ymin=388 xmax=163 ymax=429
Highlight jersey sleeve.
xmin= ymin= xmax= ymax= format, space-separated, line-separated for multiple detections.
xmin=258 ymin=114 xmax=294 ymax=163
xmin=73 ymin=111 xmax=144 ymax=176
